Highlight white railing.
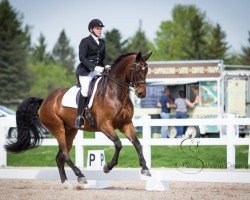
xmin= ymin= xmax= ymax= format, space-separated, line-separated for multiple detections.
xmin=0 ymin=118 xmax=250 ymax=168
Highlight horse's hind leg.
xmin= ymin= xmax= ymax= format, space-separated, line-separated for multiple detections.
xmin=56 ymin=149 xmax=67 ymax=183
xmin=48 ymin=119 xmax=86 ymax=184
xmin=56 ymin=129 xmax=78 ymax=183
xmin=121 ymin=122 xmax=151 ymax=176
xmin=61 ymin=131 xmax=87 ymax=184
xmin=100 ymin=121 xmax=122 ymax=173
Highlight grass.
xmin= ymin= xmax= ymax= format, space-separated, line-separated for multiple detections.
xmin=7 ymin=145 xmax=249 ymax=169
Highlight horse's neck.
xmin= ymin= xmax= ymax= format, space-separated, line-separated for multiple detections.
xmin=105 ymin=57 xmax=133 ymax=101
xmin=110 ymin=62 xmax=129 ymax=82
xmin=105 ymin=75 xmax=130 ymax=101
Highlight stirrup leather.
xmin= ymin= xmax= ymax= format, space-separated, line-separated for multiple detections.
xmin=75 ymin=115 xmax=84 ymax=128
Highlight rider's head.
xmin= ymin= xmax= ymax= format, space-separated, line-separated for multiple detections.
xmin=88 ymin=19 xmax=105 ymax=38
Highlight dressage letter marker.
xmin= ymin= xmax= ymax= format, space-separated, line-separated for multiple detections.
xmin=86 ymin=150 xmax=108 ymax=189
xmin=89 ymin=154 xmax=95 ymax=166
xmin=87 ymin=150 xmax=105 ymax=169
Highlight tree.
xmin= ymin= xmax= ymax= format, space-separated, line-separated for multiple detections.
xmin=125 ymin=20 xmax=151 ymax=54
xmin=226 ymin=52 xmax=241 ymax=65
xmin=206 ymin=24 xmax=229 ymax=59
xmin=104 ymin=28 xmax=127 ymax=63
xmin=28 ymin=63 xmax=75 ymax=98
xmin=153 ymin=5 xmax=217 ymax=60
xmin=30 ymin=33 xmax=53 ymax=64
xmin=0 ymin=0 xmax=31 ymax=102
xmin=52 ymin=29 xmax=75 ymax=74
xmin=184 ymin=13 xmax=207 ymax=59
xmin=152 ymin=20 xmax=178 ymax=60
xmin=240 ymin=31 xmax=250 ymax=65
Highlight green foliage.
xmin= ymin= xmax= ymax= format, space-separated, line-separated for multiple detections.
xmin=28 ymin=31 xmax=76 ymax=98
xmin=225 ymin=52 xmax=241 ymax=65
xmin=154 ymin=5 xmax=195 ymax=60
xmin=185 ymin=13 xmax=207 ymax=59
xmin=206 ymin=24 xmax=229 ymax=59
xmin=30 ymin=33 xmax=53 ymax=64
xmin=27 ymin=62 xmax=75 ymax=98
xmin=104 ymin=28 xmax=127 ymax=63
xmin=240 ymin=31 xmax=250 ymax=65
xmin=153 ymin=4 xmax=228 ymax=61
xmin=52 ymin=29 xmax=75 ymax=74
xmin=0 ymin=0 xmax=31 ymax=102
xmin=125 ymin=20 xmax=151 ymax=55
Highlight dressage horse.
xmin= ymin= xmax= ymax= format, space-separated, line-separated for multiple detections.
xmin=5 ymin=52 xmax=152 ymax=184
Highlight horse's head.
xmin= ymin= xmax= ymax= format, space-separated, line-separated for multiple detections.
xmin=108 ymin=52 xmax=152 ymax=98
xmin=130 ymin=52 xmax=152 ymax=98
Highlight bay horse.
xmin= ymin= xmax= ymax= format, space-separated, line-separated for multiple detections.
xmin=5 ymin=52 xmax=152 ymax=184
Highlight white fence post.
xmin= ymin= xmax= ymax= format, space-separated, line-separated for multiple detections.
xmin=248 ymin=145 xmax=250 ymax=167
xmin=226 ymin=117 xmax=236 ymax=169
xmin=0 ymin=122 xmax=7 ymax=167
xmin=142 ymin=117 xmax=151 ymax=168
xmin=75 ymin=130 xmax=84 ymax=168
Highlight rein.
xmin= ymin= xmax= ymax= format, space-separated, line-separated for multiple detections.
xmin=102 ymin=62 xmax=148 ymax=91
xmin=102 ymin=72 xmax=134 ymax=91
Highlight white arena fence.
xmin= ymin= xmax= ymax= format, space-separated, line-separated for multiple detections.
xmin=0 ymin=118 xmax=250 ymax=169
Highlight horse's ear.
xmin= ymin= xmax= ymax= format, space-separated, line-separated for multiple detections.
xmin=143 ymin=52 xmax=152 ymax=61
xmin=136 ymin=52 xmax=142 ymax=61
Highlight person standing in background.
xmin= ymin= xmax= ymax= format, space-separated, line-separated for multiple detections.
xmin=174 ymin=90 xmax=199 ymax=138
xmin=157 ymin=88 xmax=175 ymax=138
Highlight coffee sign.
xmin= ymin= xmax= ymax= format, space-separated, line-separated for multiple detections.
xmin=147 ymin=62 xmax=221 ymax=78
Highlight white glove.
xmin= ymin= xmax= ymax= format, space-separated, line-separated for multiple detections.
xmin=94 ymin=66 xmax=104 ymax=73
xmin=105 ymin=65 xmax=112 ymax=70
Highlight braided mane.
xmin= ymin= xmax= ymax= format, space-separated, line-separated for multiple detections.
xmin=112 ymin=53 xmax=136 ymax=67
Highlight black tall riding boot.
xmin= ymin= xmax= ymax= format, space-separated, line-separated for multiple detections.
xmin=75 ymin=94 xmax=87 ymax=128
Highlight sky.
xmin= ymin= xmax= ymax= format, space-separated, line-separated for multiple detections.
xmin=8 ymin=0 xmax=250 ymax=55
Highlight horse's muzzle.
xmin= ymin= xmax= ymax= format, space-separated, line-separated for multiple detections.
xmin=135 ymin=90 xmax=146 ymax=98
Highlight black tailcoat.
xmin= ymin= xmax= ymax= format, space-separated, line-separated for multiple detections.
xmin=76 ymin=35 xmax=107 ymax=76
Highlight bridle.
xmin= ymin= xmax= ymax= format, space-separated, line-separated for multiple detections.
xmin=129 ymin=62 xmax=148 ymax=87
xmin=102 ymin=61 xmax=148 ymax=91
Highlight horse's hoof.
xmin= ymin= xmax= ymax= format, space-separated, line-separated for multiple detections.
xmin=77 ymin=176 xmax=88 ymax=184
xmin=103 ymin=163 xmax=110 ymax=173
xmin=141 ymin=169 xmax=151 ymax=177
xmin=61 ymin=180 xmax=73 ymax=189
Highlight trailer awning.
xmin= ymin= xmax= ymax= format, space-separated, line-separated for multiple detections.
xmin=147 ymin=77 xmax=220 ymax=85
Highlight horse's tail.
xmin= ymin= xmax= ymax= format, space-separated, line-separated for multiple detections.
xmin=5 ymin=97 xmax=47 ymax=153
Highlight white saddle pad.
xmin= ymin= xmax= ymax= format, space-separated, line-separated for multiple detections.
xmin=61 ymin=77 xmax=102 ymax=109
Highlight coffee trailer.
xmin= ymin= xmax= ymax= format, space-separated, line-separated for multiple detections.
xmin=132 ymin=60 xmax=250 ymax=138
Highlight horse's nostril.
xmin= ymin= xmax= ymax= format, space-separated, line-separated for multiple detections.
xmin=138 ymin=93 xmax=143 ymax=98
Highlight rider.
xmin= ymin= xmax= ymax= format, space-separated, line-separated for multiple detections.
xmin=75 ymin=19 xmax=111 ymax=128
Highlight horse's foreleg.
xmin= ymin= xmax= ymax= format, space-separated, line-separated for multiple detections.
xmin=100 ymin=121 xmax=122 ymax=173
xmin=103 ymin=138 xmax=122 ymax=173
xmin=121 ymin=122 xmax=151 ymax=176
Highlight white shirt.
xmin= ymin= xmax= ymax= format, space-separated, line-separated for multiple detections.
xmin=174 ymin=98 xmax=187 ymax=112
xmin=91 ymin=34 xmax=100 ymax=45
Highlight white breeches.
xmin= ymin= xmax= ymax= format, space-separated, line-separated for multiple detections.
xmin=78 ymin=71 xmax=101 ymax=96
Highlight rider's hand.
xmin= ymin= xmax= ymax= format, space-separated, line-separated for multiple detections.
xmin=94 ymin=66 xmax=104 ymax=73
xmin=105 ymin=65 xmax=111 ymax=70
